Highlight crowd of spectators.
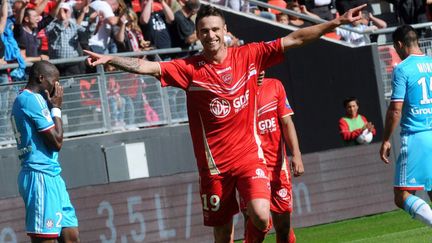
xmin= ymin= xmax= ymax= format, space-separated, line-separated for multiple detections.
xmin=0 ymin=0 xmax=431 ymax=132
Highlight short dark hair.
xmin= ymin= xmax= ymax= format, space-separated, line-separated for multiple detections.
xmin=343 ymin=97 xmax=359 ymax=108
xmin=392 ymin=25 xmax=418 ymax=48
xmin=195 ymin=5 xmax=225 ymax=29
xmin=29 ymin=61 xmax=59 ymax=84
xmin=185 ymin=0 xmax=200 ymax=12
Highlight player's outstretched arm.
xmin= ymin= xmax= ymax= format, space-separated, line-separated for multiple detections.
xmin=281 ymin=115 xmax=304 ymax=177
xmin=380 ymin=101 xmax=403 ymax=164
xmin=42 ymin=82 xmax=64 ymax=151
xmin=84 ymin=50 xmax=161 ymax=78
xmin=282 ymin=4 xmax=366 ymax=50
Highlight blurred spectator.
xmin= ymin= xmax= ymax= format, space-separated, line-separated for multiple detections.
xmin=71 ymin=0 xmax=98 ymax=51
xmin=13 ymin=0 xmax=62 ymax=62
xmin=335 ymin=0 xmax=371 ymax=15
xmin=388 ymin=0 xmax=428 ymax=24
xmin=2 ymin=1 xmax=26 ymax=81
xmin=170 ymin=0 xmax=200 ymax=57
xmin=338 ymin=97 xmax=376 ymax=146
xmin=336 ymin=10 xmax=386 ymax=46
xmin=0 ymin=0 xmax=10 ymax=140
xmin=267 ymin=0 xmax=287 ymax=15
xmin=46 ymin=2 xmax=93 ymax=75
xmin=106 ymin=65 xmax=126 ymax=128
xmin=113 ymin=8 xmax=151 ymax=53
xmin=287 ymin=2 xmax=320 ymax=28
xmin=139 ymin=0 xmax=174 ymax=54
xmin=276 ymin=12 xmax=289 ymax=24
xmin=299 ymin=0 xmax=334 ymax=20
xmin=88 ymin=0 xmax=119 ymax=54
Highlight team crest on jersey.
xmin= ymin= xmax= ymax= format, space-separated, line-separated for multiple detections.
xmin=221 ymin=73 xmax=232 ymax=84
xmin=210 ymin=98 xmax=231 ymax=118
xmin=278 ymin=188 xmax=288 ymax=198
xmin=42 ymin=108 xmax=53 ymax=122
xmin=46 ymin=219 xmax=54 ymax=229
xmin=252 ymin=168 xmax=268 ymax=180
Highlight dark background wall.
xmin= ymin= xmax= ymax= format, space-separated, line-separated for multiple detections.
xmin=224 ymin=11 xmax=384 ymax=153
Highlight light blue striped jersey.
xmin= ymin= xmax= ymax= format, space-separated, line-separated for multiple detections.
xmin=11 ymin=89 xmax=61 ymax=176
xmin=391 ymin=54 xmax=432 ymax=134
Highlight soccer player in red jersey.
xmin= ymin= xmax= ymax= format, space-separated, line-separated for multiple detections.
xmin=241 ymin=72 xmax=304 ymax=243
xmin=85 ymin=4 xmax=365 ymax=242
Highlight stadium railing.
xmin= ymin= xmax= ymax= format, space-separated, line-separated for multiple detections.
xmin=0 ymin=47 xmax=201 ymax=146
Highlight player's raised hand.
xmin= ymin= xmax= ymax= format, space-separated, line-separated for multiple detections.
xmin=339 ymin=4 xmax=366 ymax=25
xmin=380 ymin=140 xmax=391 ymax=164
xmin=84 ymin=50 xmax=113 ymax=67
xmin=45 ymin=81 xmax=63 ymax=109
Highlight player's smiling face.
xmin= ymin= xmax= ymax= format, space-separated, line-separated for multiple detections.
xmin=197 ymin=16 xmax=227 ymax=55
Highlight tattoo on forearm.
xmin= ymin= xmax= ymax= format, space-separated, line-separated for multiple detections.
xmin=110 ymin=57 xmax=142 ymax=73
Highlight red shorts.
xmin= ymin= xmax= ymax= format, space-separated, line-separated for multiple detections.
xmin=240 ymin=166 xmax=292 ymax=214
xmin=199 ymin=161 xmax=271 ymax=226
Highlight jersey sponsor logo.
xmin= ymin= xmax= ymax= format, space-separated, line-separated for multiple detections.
xmin=411 ymin=107 xmax=432 ymax=115
xmin=210 ymin=98 xmax=231 ymax=118
xmin=258 ymin=117 xmax=277 ymax=134
xmin=233 ymin=90 xmax=249 ymax=113
xmin=42 ymin=108 xmax=53 ymax=122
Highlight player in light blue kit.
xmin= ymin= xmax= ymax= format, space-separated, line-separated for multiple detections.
xmin=380 ymin=25 xmax=432 ymax=226
xmin=11 ymin=61 xmax=80 ymax=242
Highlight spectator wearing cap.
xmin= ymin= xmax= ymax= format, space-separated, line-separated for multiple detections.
xmin=139 ymin=0 xmax=174 ymax=56
xmin=45 ymin=2 xmax=93 ymax=75
xmin=13 ymin=0 xmax=63 ymax=62
xmin=170 ymin=0 xmax=199 ymax=57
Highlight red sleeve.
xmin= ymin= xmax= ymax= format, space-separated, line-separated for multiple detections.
xmin=247 ymin=39 xmax=285 ymax=72
xmin=339 ymin=117 xmax=363 ymax=141
xmin=159 ymin=58 xmax=193 ymax=90
xmin=273 ymin=79 xmax=293 ymax=119
xmin=361 ymin=115 xmax=376 ymax=135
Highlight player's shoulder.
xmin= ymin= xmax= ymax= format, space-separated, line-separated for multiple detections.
xmin=17 ymin=90 xmax=46 ymax=107
xmin=262 ymin=78 xmax=283 ymax=88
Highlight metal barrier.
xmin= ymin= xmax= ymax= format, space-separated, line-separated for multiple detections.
xmin=0 ymin=72 xmax=188 ymax=146
xmin=376 ymin=38 xmax=432 ymax=100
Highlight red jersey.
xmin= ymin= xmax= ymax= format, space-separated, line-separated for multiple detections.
xmin=257 ymin=78 xmax=293 ymax=169
xmin=159 ymin=39 xmax=284 ymax=175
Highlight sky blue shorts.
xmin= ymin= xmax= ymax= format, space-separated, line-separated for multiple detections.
xmin=394 ymin=130 xmax=432 ymax=191
xmin=18 ymin=170 xmax=78 ymax=238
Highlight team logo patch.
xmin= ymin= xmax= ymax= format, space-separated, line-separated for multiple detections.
xmin=46 ymin=219 xmax=54 ymax=229
xmin=285 ymin=99 xmax=291 ymax=109
xmin=252 ymin=168 xmax=268 ymax=180
xmin=42 ymin=108 xmax=53 ymax=122
xmin=210 ymin=98 xmax=231 ymax=118
xmin=221 ymin=73 xmax=232 ymax=84
xmin=278 ymin=188 xmax=288 ymax=198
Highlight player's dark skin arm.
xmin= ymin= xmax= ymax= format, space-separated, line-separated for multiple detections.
xmin=379 ymin=101 xmax=403 ymax=164
xmin=41 ymin=82 xmax=64 ymax=151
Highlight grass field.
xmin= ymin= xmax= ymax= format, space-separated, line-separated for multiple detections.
xmin=237 ymin=209 xmax=432 ymax=242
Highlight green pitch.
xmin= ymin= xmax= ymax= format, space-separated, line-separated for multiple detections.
xmin=236 ymin=209 xmax=432 ymax=242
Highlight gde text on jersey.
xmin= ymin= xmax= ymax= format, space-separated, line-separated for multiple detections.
xmin=258 ymin=117 xmax=277 ymax=134
xmin=233 ymin=90 xmax=249 ymax=113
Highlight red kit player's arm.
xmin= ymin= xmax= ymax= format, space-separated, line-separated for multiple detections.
xmin=281 ymin=115 xmax=304 ymax=176
xmin=85 ymin=50 xmax=162 ymax=77
xmin=281 ymin=4 xmax=366 ymax=50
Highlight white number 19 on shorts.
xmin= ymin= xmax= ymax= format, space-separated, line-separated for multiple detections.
xmin=201 ymin=194 xmax=221 ymax=212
